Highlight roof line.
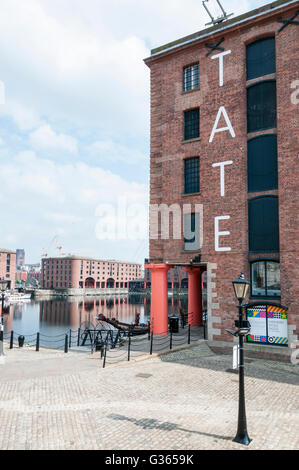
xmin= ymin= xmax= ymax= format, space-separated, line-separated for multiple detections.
xmin=146 ymin=0 xmax=297 ymax=61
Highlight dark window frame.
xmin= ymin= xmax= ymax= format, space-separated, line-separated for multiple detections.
xmin=183 ymin=63 xmax=199 ymax=92
xmin=246 ymin=36 xmax=276 ymax=81
xmin=250 ymin=258 xmax=281 ymax=299
xmin=184 ymin=157 xmax=200 ymax=194
xmin=247 ymin=133 xmax=278 ymax=193
xmin=247 ymin=79 xmax=277 ymax=134
xmin=248 ymin=195 xmax=279 ymax=253
xmin=184 ymin=108 xmax=200 ymax=141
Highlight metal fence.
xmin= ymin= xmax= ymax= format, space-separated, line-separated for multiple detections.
xmin=102 ymin=326 xmax=204 ymax=368
xmin=2 ymin=323 xmax=205 ymax=366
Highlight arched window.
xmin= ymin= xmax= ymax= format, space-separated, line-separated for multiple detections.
xmin=250 ymin=260 xmax=280 ymax=297
xmin=248 ymin=134 xmax=278 ymax=192
xmin=248 ymin=196 xmax=279 ymax=252
xmin=247 ymin=81 xmax=277 ymax=133
xmin=246 ymin=37 xmax=276 ymax=80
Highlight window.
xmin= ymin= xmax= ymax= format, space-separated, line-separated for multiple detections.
xmin=184 ymin=212 xmax=201 ymax=251
xmin=248 ymin=134 xmax=278 ymax=192
xmin=184 ymin=157 xmax=200 ymax=194
xmin=251 ymin=260 xmax=280 ymax=297
xmin=246 ymin=37 xmax=276 ymax=81
xmin=248 ymin=196 xmax=279 ymax=253
xmin=247 ymin=81 xmax=276 ymax=133
xmin=184 ymin=108 xmax=200 ymax=140
xmin=183 ymin=64 xmax=199 ymax=92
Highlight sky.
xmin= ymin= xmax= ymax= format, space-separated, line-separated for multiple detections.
xmin=0 ymin=0 xmax=268 ymax=264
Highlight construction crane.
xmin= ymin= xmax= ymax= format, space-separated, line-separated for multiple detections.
xmin=56 ymin=246 xmax=66 ymax=257
xmin=42 ymin=235 xmax=59 ymax=259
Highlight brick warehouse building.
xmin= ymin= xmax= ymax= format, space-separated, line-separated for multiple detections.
xmin=144 ymin=0 xmax=298 ymax=360
xmin=41 ymin=256 xmax=142 ymax=290
xmin=0 ymin=249 xmax=16 ymax=290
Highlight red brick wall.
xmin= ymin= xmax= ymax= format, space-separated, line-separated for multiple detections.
xmin=146 ymin=3 xmax=299 ymax=353
xmin=0 ymin=250 xmax=16 ymax=290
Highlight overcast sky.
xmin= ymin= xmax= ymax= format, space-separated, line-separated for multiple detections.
xmin=0 ymin=0 xmax=268 ymax=264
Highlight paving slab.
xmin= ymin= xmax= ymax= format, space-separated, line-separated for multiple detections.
xmin=0 ymin=342 xmax=298 ymax=450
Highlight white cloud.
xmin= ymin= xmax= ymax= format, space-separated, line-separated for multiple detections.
xmin=0 ymin=151 xmax=148 ymax=261
xmin=0 ymin=0 xmax=257 ymax=263
xmin=2 ymin=101 xmax=41 ymax=131
xmin=88 ymin=140 xmax=145 ymax=164
xmin=29 ymin=124 xmax=78 ymax=154
xmin=0 ymin=0 xmax=150 ymax=137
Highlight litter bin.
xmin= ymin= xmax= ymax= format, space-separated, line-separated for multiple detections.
xmin=169 ymin=316 xmax=179 ymax=334
xmin=18 ymin=335 xmax=25 ymax=348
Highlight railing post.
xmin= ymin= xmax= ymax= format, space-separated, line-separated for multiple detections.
xmin=65 ymin=334 xmax=69 ymax=353
xmin=103 ymin=344 xmax=107 ymax=368
xmin=128 ymin=333 xmax=131 ymax=361
xmin=77 ymin=327 xmax=81 ymax=347
xmin=170 ymin=330 xmax=173 ymax=350
xmin=69 ymin=329 xmax=72 ymax=349
xmin=36 ymin=332 xmax=40 ymax=352
xmin=148 ymin=322 xmax=151 ymax=340
xmin=10 ymin=331 xmax=14 ymax=350
xmin=188 ymin=324 xmax=191 ymax=345
xmin=203 ymin=312 xmax=207 ymax=340
xmin=150 ymin=332 xmax=153 ymax=355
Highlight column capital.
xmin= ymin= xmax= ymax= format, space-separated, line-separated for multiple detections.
xmin=145 ymin=264 xmax=173 ymax=272
xmin=183 ymin=266 xmax=204 ymax=275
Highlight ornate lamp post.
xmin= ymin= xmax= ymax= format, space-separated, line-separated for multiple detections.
xmin=226 ymin=273 xmax=251 ymax=446
xmin=230 ymin=273 xmax=251 ymax=446
xmin=0 ymin=279 xmax=8 ymax=357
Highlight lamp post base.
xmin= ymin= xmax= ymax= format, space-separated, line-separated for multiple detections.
xmin=233 ymin=433 xmax=252 ymax=446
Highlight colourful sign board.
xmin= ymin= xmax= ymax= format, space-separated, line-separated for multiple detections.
xmin=247 ymin=305 xmax=288 ymax=347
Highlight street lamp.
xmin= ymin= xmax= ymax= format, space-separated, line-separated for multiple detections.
xmin=229 ymin=272 xmax=251 ymax=446
xmin=0 ymin=279 xmax=8 ymax=357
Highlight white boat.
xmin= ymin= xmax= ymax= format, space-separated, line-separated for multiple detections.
xmin=6 ymin=293 xmax=32 ymax=303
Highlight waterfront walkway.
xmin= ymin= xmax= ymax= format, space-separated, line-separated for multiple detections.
xmin=0 ymin=343 xmax=298 ymax=450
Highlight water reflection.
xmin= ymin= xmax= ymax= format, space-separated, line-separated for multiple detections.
xmin=2 ymin=295 xmax=188 ymax=337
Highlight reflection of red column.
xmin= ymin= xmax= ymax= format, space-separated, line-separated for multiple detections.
xmin=184 ymin=267 xmax=204 ymax=326
xmin=70 ymin=302 xmax=79 ymax=328
xmin=145 ymin=264 xmax=172 ymax=335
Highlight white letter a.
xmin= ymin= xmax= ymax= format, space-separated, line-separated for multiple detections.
xmin=209 ymin=106 xmax=236 ymax=143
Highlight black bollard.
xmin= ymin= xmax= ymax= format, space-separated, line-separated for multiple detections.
xmin=36 ymin=332 xmax=40 ymax=352
xmin=64 ymin=334 xmax=68 ymax=353
xmin=128 ymin=334 xmax=131 ymax=362
xmin=10 ymin=331 xmax=14 ymax=350
xmin=103 ymin=344 xmax=107 ymax=368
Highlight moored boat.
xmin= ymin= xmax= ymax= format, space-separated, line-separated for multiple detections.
xmin=97 ymin=314 xmax=149 ymax=336
xmin=6 ymin=292 xmax=32 ymax=302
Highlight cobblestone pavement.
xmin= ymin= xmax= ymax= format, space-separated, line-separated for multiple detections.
xmin=0 ymin=342 xmax=298 ymax=450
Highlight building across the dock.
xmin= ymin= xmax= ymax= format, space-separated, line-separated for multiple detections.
xmin=41 ymin=256 xmax=142 ymax=290
xmin=144 ymin=0 xmax=298 ymax=360
xmin=0 ymin=248 xmax=16 ymax=290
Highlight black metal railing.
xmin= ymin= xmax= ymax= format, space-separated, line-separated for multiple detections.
xmin=102 ymin=324 xmax=204 ymax=368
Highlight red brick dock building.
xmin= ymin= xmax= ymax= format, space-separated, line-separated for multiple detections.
xmin=41 ymin=256 xmax=142 ymax=291
xmin=145 ymin=0 xmax=298 ymax=360
xmin=0 ymin=249 xmax=16 ymax=290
